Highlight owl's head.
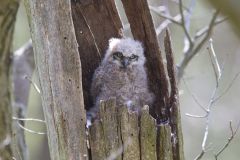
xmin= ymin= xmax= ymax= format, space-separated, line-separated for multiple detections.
xmin=103 ymin=38 xmax=145 ymax=69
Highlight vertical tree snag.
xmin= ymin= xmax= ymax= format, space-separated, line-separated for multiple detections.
xmin=121 ymin=0 xmax=169 ymax=120
xmin=165 ymin=30 xmax=184 ymax=160
xmin=0 ymin=0 xmax=19 ymax=159
xmin=24 ymin=0 xmax=88 ymax=159
xmin=22 ymin=0 xmax=185 ymax=160
xmin=71 ymin=0 xmax=122 ymax=110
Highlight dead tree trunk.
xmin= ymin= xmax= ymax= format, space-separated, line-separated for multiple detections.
xmin=0 ymin=0 xmax=19 ymax=159
xmin=24 ymin=0 xmax=88 ymax=159
xmin=25 ymin=0 xmax=184 ymax=160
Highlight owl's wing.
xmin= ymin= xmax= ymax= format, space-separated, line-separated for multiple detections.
xmin=90 ymin=65 xmax=104 ymax=101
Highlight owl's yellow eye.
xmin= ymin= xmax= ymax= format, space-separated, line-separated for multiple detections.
xmin=130 ymin=54 xmax=138 ymax=60
xmin=113 ymin=51 xmax=123 ymax=59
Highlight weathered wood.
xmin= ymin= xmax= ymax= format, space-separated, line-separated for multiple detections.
xmin=140 ymin=106 xmax=157 ymax=160
xmin=89 ymin=100 xmax=179 ymax=160
xmin=119 ymin=106 xmax=140 ymax=160
xmin=90 ymin=100 xmax=141 ymax=160
xmin=158 ymin=125 xmax=173 ymax=160
xmin=0 ymin=0 xmax=19 ymax=159
xmin=165 ymin=30 xmax=184 ymax=160
xmin=121 ymin=0 xmax=169 ymax=120
xmin=71 ymin=0 xmax=122 ymax=110
xmin=89 ymin=120 xmax=106 ymax=160
xmin=24 ymin=0 xmax=88 ymax=159
xmin=99 ymin=99 xmax=122 ymax=160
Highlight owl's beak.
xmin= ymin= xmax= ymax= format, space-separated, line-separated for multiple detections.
xmin=121 ymin=58 xmax=130 ymax=68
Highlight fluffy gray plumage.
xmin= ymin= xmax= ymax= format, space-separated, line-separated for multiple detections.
xmin=90 ymin=38 xmax=154 ymax=117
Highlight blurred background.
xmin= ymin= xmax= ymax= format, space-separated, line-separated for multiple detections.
xmin=13 ymin=0 xmax=240 ymax=159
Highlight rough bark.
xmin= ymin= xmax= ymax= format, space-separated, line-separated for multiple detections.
xmin=120 ymin=106 xmax=140 ymax=160
xmin=165 ymin=30 xmax=184 ymax=160
xmin=89 ymin=100 xmax=174 ymax=160
xmin=121 ymin=0 xmax=169 ymax=120
xmin=71 ymin=0 xmax=122 ymax=110
xmin=140 ymin=106 xmax=157 ymax=160
xmin=12 ymin=40 xmax=34 ymax=160
xmin=24 ymin=0 xmax=88 ymax=159
xmin=0 ymin=0 xmax=19 ymax=159
xmin=158 ymin=125 xmax=173 ymax=160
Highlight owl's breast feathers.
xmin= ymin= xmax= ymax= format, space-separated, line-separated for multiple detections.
xmin=101 ymin=63 xmax=146 ymax=92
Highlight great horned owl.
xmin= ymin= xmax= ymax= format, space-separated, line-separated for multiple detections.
xmin=89 ymin=38 xmax=154 ymax=118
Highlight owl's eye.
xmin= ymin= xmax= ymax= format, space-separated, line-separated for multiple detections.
xmin=129 ymin=54 xmax=138 ymax=60
xmin=113 ymin=51 xmax=123 ymax=59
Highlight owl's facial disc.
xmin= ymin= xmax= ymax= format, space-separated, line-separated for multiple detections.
xmin=113 ymin=51 xmax=139 ymax=69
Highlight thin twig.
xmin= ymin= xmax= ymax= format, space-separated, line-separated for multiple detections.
xmin=149 ymin=6 xmax=182 ymax=25
xmin=156 ymin=13 xmax=183 ymax=35
xmin=185 ymin=113 xmax=207 ymax=118
xmin=179 ymin=0 xmax=193 ymax=47
xmin=177 ymin=10 xmax=220 ymax=80
xmin=183 ymin=0 xmax=196 ymax=53
xmin=17 ymin=121 xmax=46 ymax=135
xmin=193 ymin=40 xmax=223 ymax=160
xmin=187 ymin=10 xmax=220 ymax=59
xmin=207 ymin=39 xmax=222 ymax=85
xmin=12 ymin=116 xmax=46 ymax=123
xmin=213 ymin=72 xmax=240 ymax=103
xmin=183 ymin=78 xmax=207 ymax=112
xmin=25 ymin=76 xmax=41 ymax=94
xmin=194 ymin=17 xmax=228 ymax=40
xmin=214 ymin=121 xmax=240 ymax=159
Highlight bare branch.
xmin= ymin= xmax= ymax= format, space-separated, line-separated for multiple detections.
xmin=177 ymin=10 xmax=220 ymax=81
xmin=214 ymin=121 xmax=240 ymax=159
xmin=16 ymin=121 xmax=46 ymax=135
xmin=185 ymin=113 xmax=207 ymax=118
xmin=187 ymin=10 xmax=219 ymax=59
xmin=156 ymin=13 xmax=183 ymax=35
xmin=149 ymin=6 xmax=182 ymax=25
xmin=179 ymin=0 xmax=193 ymax=47
xmin=182 ymin=78 xmax=207 ymax=112
xmin=12 ymin=117 xmax=46 ymax=123
xmin=194 ymin=17 xmax=228 ymax=40
xmin=24 ymin=76 xmax=41 ymax=94
xmin=182 ymin=0 xmax=196 ymax=53
xmin=213 ymin=72 xmax=240 ymax=103
xmin=194 ymin=39 xmax=222 ymax=160
xmin=207 ymin=39 xmax=222 ymax=85
xmin=194 ymin=150 xmax=205 ymax=160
